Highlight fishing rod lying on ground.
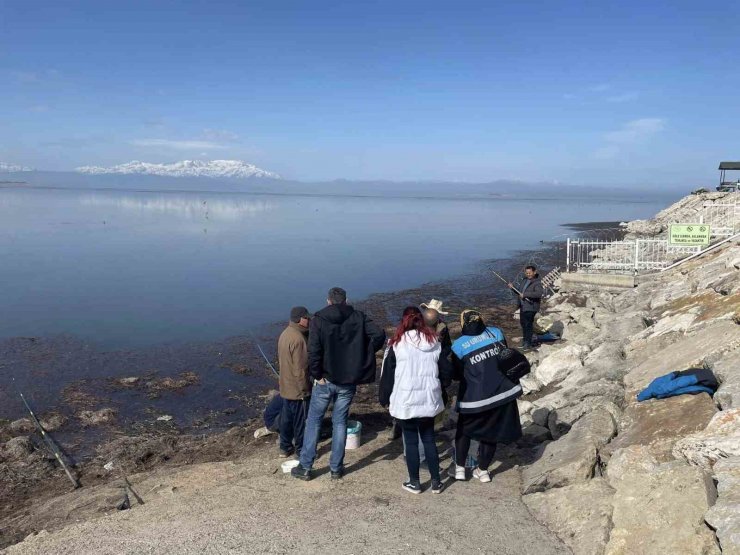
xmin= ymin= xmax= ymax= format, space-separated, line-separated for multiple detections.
xmin=14 ymin=380 xmax=80 ymax=489
xmin=491 ymin=269 xmax=522 ymax=296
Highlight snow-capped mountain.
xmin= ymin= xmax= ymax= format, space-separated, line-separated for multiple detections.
xmin=0 ymin=162 xmax=34 ymax=172
xmin=75 ymin=160 xmax=280 ymax=179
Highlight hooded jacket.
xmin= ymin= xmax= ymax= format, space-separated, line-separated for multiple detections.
xmin=378 ymin=331 xmax=452 ymax=420
xmin=308 ymin=303 xmax=386 ymax=385
xmin=451 ymin=321 xmax=522 ymax=414
xmin=517 ymin=274 xmax=543 ymax=313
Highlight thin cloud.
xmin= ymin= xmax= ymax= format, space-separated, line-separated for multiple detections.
xmin=589 ymin=83 xmax=611 ymax=92
xmin=593 ymin=118 xmax=666 ymax=160
xmin=28 ymin=104 xmax=50 ymax=113
xmin=606 ymin=92 xmax=639 ymax=103
xmin=202 ymin=128 xmax=240 ymax=142
xmin=130 ymin=138 xmax=228 ymax=150
xmin=604 ymin=118 xmax=665 ymax=144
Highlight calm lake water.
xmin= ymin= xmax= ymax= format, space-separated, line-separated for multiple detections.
xmin=1 ymin=187 xmax=667 ymax=348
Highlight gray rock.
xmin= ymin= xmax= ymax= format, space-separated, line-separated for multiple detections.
xmin=602 ymin=393 xmax=717 ymax=463
xmin=570 ymin=307 xmax=597 ymax=329
xmin=709 ymin=349 xmax=740 ymax=409
xmin=560 ymin=323 xmax=599 ymax=346
xmin=531 ymin=406 xmax=551 ymax=427
xmin=520 ymin=424 xmax=551 ymax=444
xmin=605 ymin=460 xmax=719 ymax=555
xmin=524 ymin=478 xmax=614 ymax=555
xmin=532 ymin=379 xmax=625 ymax=415
xmin=674 ymin=407 xmax=740 ymax=469
xmin=705 ymin=457 xmax=740 ymax=554
xmin=604 ymin=445 xmax=658 ymax=488
xmin=534 ymin=344 xmax=590 ymax=386
xmin=521 ymin=407 xmax=617 ymax=494
xmin=560 ymin=342 xmax=629 ymax=387
xmin=549 ymin=400 xmax=622 ymax=440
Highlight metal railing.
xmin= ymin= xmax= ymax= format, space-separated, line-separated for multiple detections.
xmin=566 ymin=238 xmax=701 ymax=274
xmin=697 ymin=201 xmax=739 ymax=237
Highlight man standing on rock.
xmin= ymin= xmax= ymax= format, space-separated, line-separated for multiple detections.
xmin=509 ymin=265 xmax=543 ymax=350
xmin=292 ymin=287 xmax=386 ymax=481
xmin=277 ymin=306 xmax=312 ymax=457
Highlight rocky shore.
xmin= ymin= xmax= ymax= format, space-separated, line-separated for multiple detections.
xmin=518 ymin=194 xmax=740 ymax=554
xmin=1 ymin=193 xmax=738 ymax=553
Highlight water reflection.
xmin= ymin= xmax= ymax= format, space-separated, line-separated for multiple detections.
xmin=79 ymin=194 xmax=274 ymax=221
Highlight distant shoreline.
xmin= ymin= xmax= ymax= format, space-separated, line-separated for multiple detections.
xmin=0 ymin=182 xmax=663 ymax=205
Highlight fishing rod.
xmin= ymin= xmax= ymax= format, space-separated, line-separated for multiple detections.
xmin=14 ymin=380 xmax=80 ymax=489
xmin=491 ymin=269 xmax=522 ymax=296
xmin=248 ymin=331 xmax=279 ymax=379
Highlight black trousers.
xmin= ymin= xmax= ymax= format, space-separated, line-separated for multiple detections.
xmin=520 ymin=310 xmax=536 ymax=346
xmin=279 ymin=398 xmax=308 ymax=453
xmin=399 ymin=417 xmax=440 ymax=483
xmin=455 ymin=428 xmax=497 ymax=470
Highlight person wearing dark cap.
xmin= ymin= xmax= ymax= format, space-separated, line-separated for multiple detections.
xmin=451 ymin=309 xmax=522 ymax=483
xmin=292 ymin=287 xmax=386 ymax=481
xmin=276 ymin=306 xmax=312 ymax=457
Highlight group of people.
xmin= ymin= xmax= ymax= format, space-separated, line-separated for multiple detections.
xmin=264 ymin=265 xmax=543 ymax=494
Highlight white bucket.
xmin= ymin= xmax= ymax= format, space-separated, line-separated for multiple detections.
xmin=345 ymin=420 xmax=362 ymax=450
xmin=281 ymin=459 xmax=300 ymax=473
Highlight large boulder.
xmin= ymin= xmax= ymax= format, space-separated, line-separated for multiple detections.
xmin=534 ymin=344 xmax=590 ymax=386
xmin=674 ymin=408 xmax=740 ymax=469
xmin=560 ymin=342 xmax=629 ymax=387
xmin=549 ymin=400 xmax=621 ymax=440
xmin=605 ymin=460 xmax=720 ymax=555
xmin=521 ymin=407 xmax=617 ymax=494
xmin=532 ymin=379 xmax=625 ymax=414
xmin=524 ymin=478 xmax=614 ymax=555
xmin=623 ymin=320 xmax=740 ymax=397
xmin=709 ymin=348 xmax=740 ymax=409
xmin=560 ymin=323 xmax=599 ymax=346
xmin=604 ymin=445 xmax=658 ymax=488
xmin=602 ymin=393 xmax=717 ymax=463
xmin=705 ymin=457 xmax=740 ymax=554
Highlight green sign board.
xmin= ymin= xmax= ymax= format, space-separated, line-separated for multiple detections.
xmin=669 ymin=224 xmax=711 ymax=246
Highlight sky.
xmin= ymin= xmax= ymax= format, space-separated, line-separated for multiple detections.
xmin=1 ymin=0 xmax=739 ymax=187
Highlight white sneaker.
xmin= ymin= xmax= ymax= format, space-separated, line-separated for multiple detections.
xmin=473 ymin=468 xmax=491 ymax=483
xmin=455 ymin=465 xmax=466 ymax=480
xmin=253 ymin=427 xmax=273 ymax=439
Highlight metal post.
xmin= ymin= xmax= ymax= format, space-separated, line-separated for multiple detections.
xmin=634 ymin=240 xmax=640 ymax=274
xmin=566 ymin=238 xmax=571 ymax=273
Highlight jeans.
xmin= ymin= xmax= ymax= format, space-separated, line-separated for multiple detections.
xmin=520 ymin=310 xmax=536 ymax=346
xmin=399 ymin=417 xmax=440 ymax=483
xmin=455 ymin=429 xmax=497 ymax=470
xmin=299 ymin=381 xmax=356 ymax=472
xmin=279 ymin=398 xmax=309 ymax=453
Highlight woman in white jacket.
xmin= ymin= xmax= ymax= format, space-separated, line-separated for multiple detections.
xmin=379 ymin=306 xmax=452 ymax=494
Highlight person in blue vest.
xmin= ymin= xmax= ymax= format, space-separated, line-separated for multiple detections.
xmin=451 ymin=310 xmax=523 ymax=482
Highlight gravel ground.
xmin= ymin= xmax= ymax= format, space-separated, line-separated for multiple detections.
xmin=5 ymin=427 xmax=569 ymax=554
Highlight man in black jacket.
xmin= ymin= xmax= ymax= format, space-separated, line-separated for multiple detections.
xmin=509 ymin=265 xmax=543 ymax=350
xmin=292 ymin=287 xmax=386 ymax=481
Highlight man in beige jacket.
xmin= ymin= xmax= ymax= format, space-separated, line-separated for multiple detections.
xmin=277 ymin=306 xmax=311 ymax=457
